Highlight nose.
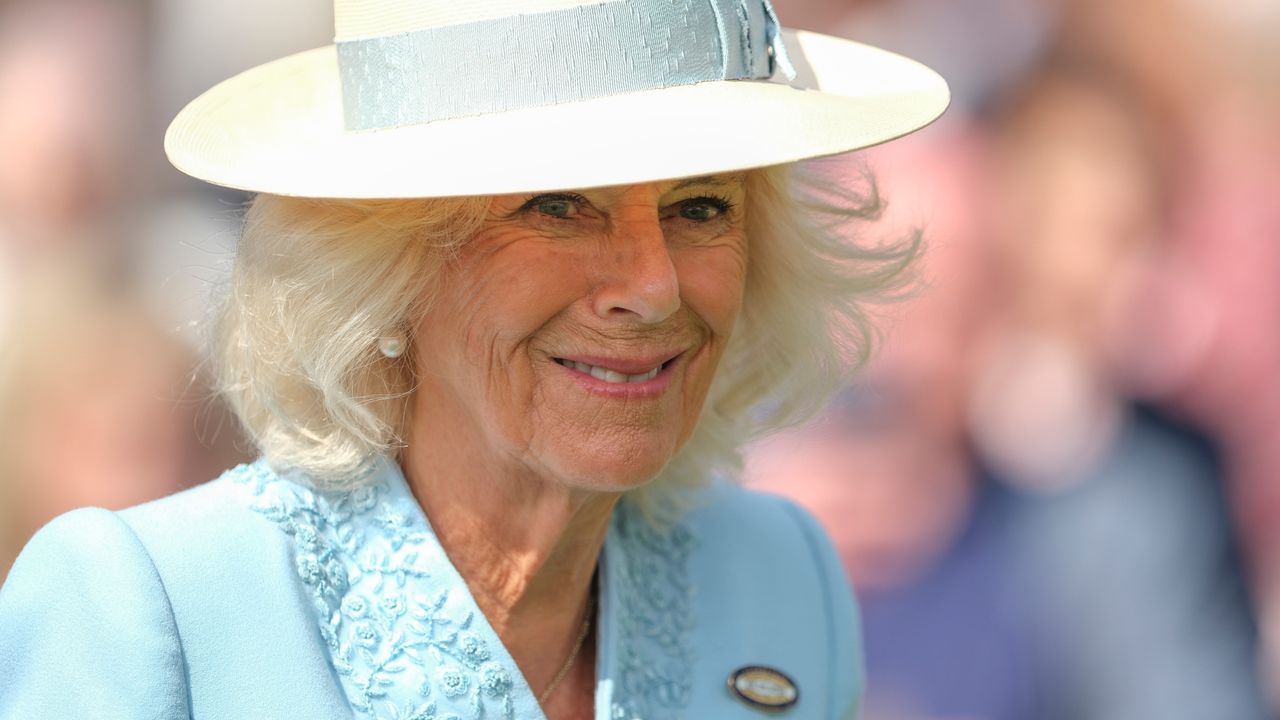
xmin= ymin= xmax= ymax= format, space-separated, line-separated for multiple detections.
xmin=591 ymin=212 xmax=681 ymax=323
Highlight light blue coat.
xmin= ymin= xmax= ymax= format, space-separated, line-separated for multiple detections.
xmin=0 ymin=459 xmax=862 ymax=719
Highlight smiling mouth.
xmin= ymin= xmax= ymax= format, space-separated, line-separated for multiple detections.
xmin=553 ymin=356 xmax=680 ymax=384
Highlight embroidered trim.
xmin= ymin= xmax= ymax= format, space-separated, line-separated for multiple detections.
xmin=608 ymin=505 xmax=699 ymax=720
xmin=233 ymin=461 xmax=517 ymax=720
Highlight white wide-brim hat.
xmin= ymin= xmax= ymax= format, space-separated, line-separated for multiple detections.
xmin=165 ymin=0 xmax=949 ymax=199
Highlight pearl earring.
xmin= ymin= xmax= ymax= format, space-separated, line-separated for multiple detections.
xmin=378 ymin=335 xmax=405 ymax=359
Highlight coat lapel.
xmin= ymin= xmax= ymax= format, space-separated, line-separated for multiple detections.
xmin=233 ymin=458 xmax=697 ymax=720
xmin=597 ymin=504 xmax=699 ymax=720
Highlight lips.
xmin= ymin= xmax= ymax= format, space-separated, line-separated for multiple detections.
xmin=554 ymin=359 xmax=660 ymax=384
xmin=552 ymin=353 xmax=682 ymax=385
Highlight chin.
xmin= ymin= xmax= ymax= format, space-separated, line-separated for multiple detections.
xmin=547 ymin=440 xmax=677 ymax=493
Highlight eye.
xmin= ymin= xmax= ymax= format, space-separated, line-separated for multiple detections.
xmin=519 ymin=192 xmax=588 ymax=219
xmin=673 ymin=195 xmax=735 ymax=222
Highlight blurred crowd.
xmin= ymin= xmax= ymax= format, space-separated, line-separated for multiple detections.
xmin=753 ymin=0 xmax=1280 ymax=717
xmin=1 ymin=0 xmax=1277 ymax=718
xmin=0 ymin=0 xmax=332 ymax=577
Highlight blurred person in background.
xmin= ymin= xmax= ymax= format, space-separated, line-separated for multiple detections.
xmin=1052 ymin=0 xmax=1280 ymax=703
xmin=1119 ymin=4 xmax=1280 ymax=699
xmin=754 ymin=0 xmax=1276 ymax=717
xmin=973 ymin=55 xmax=1268 ymax=720
xmin=0 ymin=0 xmax=245 ymax=580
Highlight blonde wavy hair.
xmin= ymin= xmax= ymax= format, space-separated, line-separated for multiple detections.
xmin=212 ymin=161 xmax=919 ymax=519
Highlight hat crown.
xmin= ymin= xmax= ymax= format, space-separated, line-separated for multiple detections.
xmin=332 ymin=0 xmax=794 ymax=130
xmin=334 ymin=0 xmax=603 ymax=41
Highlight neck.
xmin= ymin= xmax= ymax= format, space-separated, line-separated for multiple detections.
xmin=399 ymin=422 xmax=618 ymax=701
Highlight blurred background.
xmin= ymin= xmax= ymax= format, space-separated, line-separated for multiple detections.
xmin=0 ymin=0 xmax=1276 ymax=717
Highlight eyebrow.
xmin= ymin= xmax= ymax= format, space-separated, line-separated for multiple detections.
xmin=670 ymin=174 xmax=746 ymax=191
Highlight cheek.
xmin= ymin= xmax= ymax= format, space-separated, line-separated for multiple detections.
xmin=419 ymin=232 xmax=587 ymax=373
xmin=675 ymin=241 xmax=749 ymax=337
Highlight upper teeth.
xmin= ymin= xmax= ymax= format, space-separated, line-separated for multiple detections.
xmin=558 ymin=359 xmax=661 ymax=384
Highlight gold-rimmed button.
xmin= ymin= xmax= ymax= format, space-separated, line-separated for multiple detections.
xmin=727 ymin=665 xmax=798 ymax=712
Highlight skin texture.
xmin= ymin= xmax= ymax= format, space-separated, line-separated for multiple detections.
xmin=402 ymin=174 xmax=749 ymax=718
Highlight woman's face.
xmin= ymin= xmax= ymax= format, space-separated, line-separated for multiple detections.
xmin=412 ymin=174 xmax=749 ymax=491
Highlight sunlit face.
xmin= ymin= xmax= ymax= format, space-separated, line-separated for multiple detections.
xmin=411 ymin=174 xmax=750 ymax=491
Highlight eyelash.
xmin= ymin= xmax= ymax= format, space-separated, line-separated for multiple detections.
xmin=517 ymin=192 xmax=589 ymax=216
xmin=679 ymin=194 xmax=736 ymax=219
xmin=517 ymin=193 xmax=737 ymax=220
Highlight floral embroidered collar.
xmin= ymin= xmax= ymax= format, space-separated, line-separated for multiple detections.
xmin=231 ymin=458 xmax=697 ymax=720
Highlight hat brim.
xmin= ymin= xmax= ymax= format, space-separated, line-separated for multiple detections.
xmin=165 ymin=29 xmax=949 ymax=199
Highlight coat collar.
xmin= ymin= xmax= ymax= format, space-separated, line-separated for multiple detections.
xmin=232 ymin=458 xmax=697 ymax=720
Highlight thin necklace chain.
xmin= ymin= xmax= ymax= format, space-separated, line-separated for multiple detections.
xmin=538 ymin=582 xmax=596 ymax=705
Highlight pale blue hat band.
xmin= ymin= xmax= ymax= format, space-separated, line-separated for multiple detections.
xmin=337 ymin=0 xmax=796 ymax=131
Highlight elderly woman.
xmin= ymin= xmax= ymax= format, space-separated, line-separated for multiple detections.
xmin=0 ymin=1 xmax=946 ymax=718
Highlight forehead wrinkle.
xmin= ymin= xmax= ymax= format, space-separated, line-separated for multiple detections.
xmin=589 ymin=173 xmax=747 ymax=202
xmin=668 ymin=173 xmax=747 ymax=192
